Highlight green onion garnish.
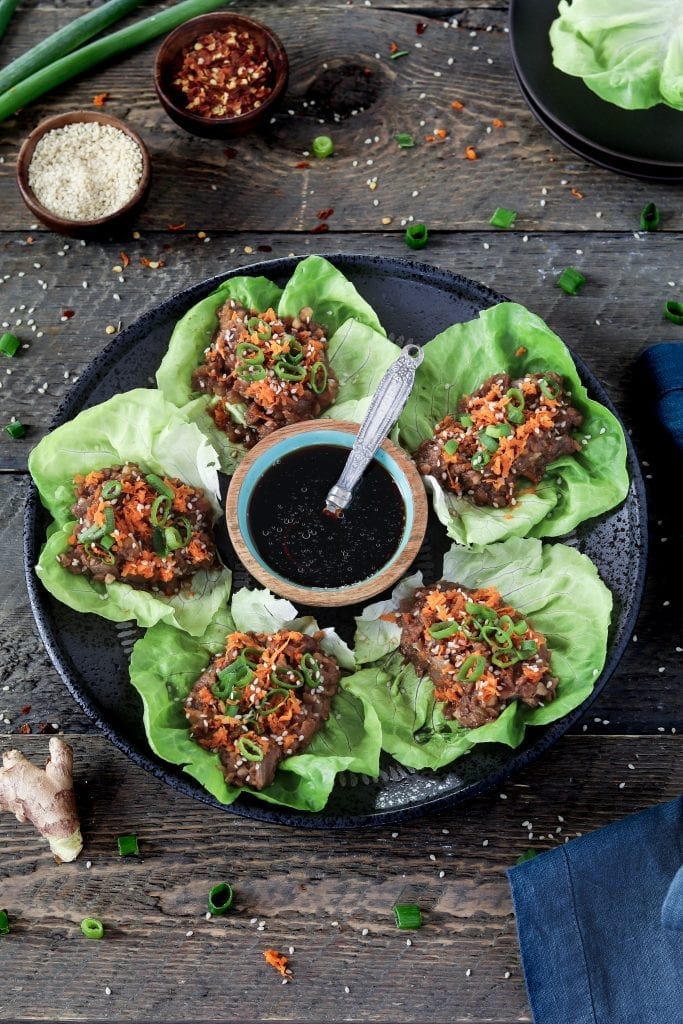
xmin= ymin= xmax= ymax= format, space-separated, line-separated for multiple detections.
xmin=164 ymin=526 xmax=184 ymax=551
xmin=389 ymin=49 xmax=409 ymax=60
xmin=478 ymin=429 xmax=499 ymax=453
xmin=0 ymin=909 xmax=10 ymax=934
xmin=405 ymin=222 xmax=429 ymax=250
xmin=101 ymin=479 xmax=122 ymax=500
xmin=236 ymin=362 xmax=267 ymax=381
xmin=485 ymin=422 xmax=513 ymax=438
xmin=395 ymin=132 xmax=414 ymax=148
xmin=79 ymin=520 xmax=107 ymax=543
xmin=518 ymin=639 xmax=538 ymax=656
xmin=80 ymin=917 xmax=104 ymax=939
xmin=312 ymin=135 xmax=334 ymax=159
xmin=4 ymin=420 xmax=26 ymax=439
xmin=458 ymin=653 xmax=487 ymax=683
xmin=459 ymin=414 xmax=473 ymax=428
xmin=145 ymin=473 xmax=174 ymax=499
xmin=393 ymin=903 xmax=422 ymax=929
xmin=557 ymin=266 xmax=586 ymax=295
xmin=639 ymin=202 xmax=660 ymax=231
xmin=235 ymin=341 xmax=264 ymax=363
xmin=117 ymin=834 xmax=139 ymax=857
xmin=151 ymin=494 xmax=171 ymax=527
xmin=664 ymin=300 xmax=683 ymax=325
xmin=470 ymin=450 xmax=490 ymax=470
xmin=274 ymin=361 xmax=306 ymax=382
xmin=505 ymin=387 xmax=525 ymax=424
xmin=539 ymin=376 xmax=562 ymax=400
xmin=257 ymin=325 xmax=272 ymax=342
xmin=491 ymin=648 xmax=520 ymax=668
xmin=428 ymin=620 xmax=460 ymax=639
xmin=444 ymin=438 xmax=459 ymax=455
xmin=247 ymin=316 xmax=260 ymax=330
xmin=0 ymin=331 xmax=20 ymax=356
xmin=489 ymin=206 xmax=517 ymax=229
xmin=516 ymin=849 xmax=538 ymax=865
xmin=270 ymin=665 xmax=304 ymax=689
xmin=282 ymin=341 xmax=304 ymax=365
xmin=208 ymin=882 xmax=234 ymax=916
xmin=309 ymin=360 xmax=328 ymax=394
xmin=300 ymin=652 xmax=320 ymax=686
xmin=236 ymin=736 xmax=264 ymax=762
xmin=241 ymin=646 xmax=264 ymax=668
xmin=465 ymin=602 xmax=497 ymax=622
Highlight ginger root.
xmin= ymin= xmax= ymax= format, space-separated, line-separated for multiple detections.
xmin=1 ymin=737 xmax=83 ymax=862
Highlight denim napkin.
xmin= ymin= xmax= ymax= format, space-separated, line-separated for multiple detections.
xmin=507 ymin=796 xmax=683 ymax=1024
xmin=636 ymin=341 xmax=683 ymax=453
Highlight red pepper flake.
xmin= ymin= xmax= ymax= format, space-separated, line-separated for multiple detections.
xmin=174 ymin=28 xmax=274 ymax=118
xmin=263 ymin=949 xmax=292 ymax=979
xmin=139 ymin=257 xmax=167 ymax=269
xmin=570 ymin=188 xmax=585 ymax=199
xmin=18 ymin=723 xmax=32 ymax=734
xmin=295 ymin=161 xmax=310 ymax=169
xmin=451 ymin=100 xmax=465 ymax=110
xmin=492 ymin=118 xmax=505 ymax=128
xmin=416 ymin=21 xmax=427 ymax=35
xmin=465 ymin=145 xmax=478 ymax=161
xmin=119 ymin=250 xmax=130 ymax=269
xmin=21 ymin=705 xmax=31 ymax=715
xmin=92 ymin=92 xmax=109 ymax=107
xmin=389 ymin=41 xmax=399 ymax=54
xmin=310 ymin=223 xmax=330 ymax=233
xmin=515 ymin=346 xmax=527 ymax=357
xmin=167 ymin=222 xmax=187 ymax=231
xmin=317 ymin=207 xmax=334 ymax=220
xmin=61 ymin=309 xmax=75 ymax=319
xmin=256 ymin=244 xmax=272 ymax=252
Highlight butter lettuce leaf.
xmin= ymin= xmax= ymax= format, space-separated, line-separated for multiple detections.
xmin=550 ymin=0 xmax=683 ymax=111
xmin=345 ymin=537 xmax=612 ymax=769
xmin=28 ymin=389 xmax=231 ymax=636
xmin=397 ymin=302 xmax=629 ymax=545
xmin=129 ymin=587 xmax=382 ymax=810
xmin=156 ymin=256 xmax=398 ymax=472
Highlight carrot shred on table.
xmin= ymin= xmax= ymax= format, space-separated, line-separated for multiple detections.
xmin=492 ymin=118 xmax=505 ymax=128
xmin=119 ymin=251 xmax=130 ymax=269
xmin=465 ymin=145 xmax=478 ymax=161
xmin=570 ymin=188 xmax=585 ymax=199
xmin=263 ymin=949 xmax=292 ymax=978
xmin=451 ymin=100 xmax=465 ymax=110
xmin=92 ymin=92 xmax=109 ymax=107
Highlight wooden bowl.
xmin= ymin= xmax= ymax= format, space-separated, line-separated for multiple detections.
xmin=15 ymin=111 xmax=151 ymax=239
xmin=226 ymin=420 xmax=428 ymax=608
xmin=154 ymin=12 xmax=289 ymax=139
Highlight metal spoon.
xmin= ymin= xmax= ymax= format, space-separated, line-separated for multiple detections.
xmin=324 ymin=343 xmax=424 ymax=515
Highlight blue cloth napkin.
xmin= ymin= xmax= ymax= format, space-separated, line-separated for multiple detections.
xmin=636 ymin=341 xmax=683 ymax=453
xmin=507 ymin=796 xmax=683 ymax=1024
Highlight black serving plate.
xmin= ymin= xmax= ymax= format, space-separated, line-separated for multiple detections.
xmin=509 ymin=0 xmax=683 ymax=182
xmin=24 ymin=255 xmax=648 ymax=827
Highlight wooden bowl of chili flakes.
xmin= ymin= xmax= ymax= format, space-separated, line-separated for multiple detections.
xmin=154 ymin=12 xmax=289 ymax=139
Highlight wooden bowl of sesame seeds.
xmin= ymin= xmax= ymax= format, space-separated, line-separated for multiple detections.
xmin=15 ymin=111 xmax=151 ymax=239
xmin=154 ymin=12 xmax=289 ymax=139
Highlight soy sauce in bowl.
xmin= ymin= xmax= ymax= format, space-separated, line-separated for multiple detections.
xmin=248 ymin=444 xmax=405 ymax=588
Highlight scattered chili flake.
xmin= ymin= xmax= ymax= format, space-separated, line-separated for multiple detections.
xmin=119 ymin=250 xmax=130 ymax=268
xmin=492 ymin=118 xmax=505 ymax=128
xmin=310 ymin=223 xmax=329 ymax=233
xmin=263 ymin=949 xmax=292 ymax=978
xmin=21 ymin=705 xmax=31 ymax=715
xmin=139 ymin=257 xmax=166 ymax=269
xmin=389 ymin=41 xmax=399 ymax=53
xmin=465 ymin=145 xmax=478 ymax=161
xmin=61 ymin=309 xmax=75 ymax=319
xmin=435 ymin=128 xmax=448 ymax=139
xmin=451 ymin=100 xmax=465 ymax=110
xmin=294 ymin=161 xmax=310 ymax=169
xmin=515 ymin=346 xmax=527 ymax=357
xmin=416 ymin=21 xmax=427 ymax=34
xmin=317 ymin=207 xmax=334 ymax=220
xmin=167 ymin=223 xmax=187 ymax=232
xmin=18 ymin=723 xmax=32 ymax=734
xmin=92 ymin=92 xmax=109 ymax=107
xmin=570 ymin=188 xmax=585 ymax=199
xmin=173 ymin=28 xmax=274 ymax=118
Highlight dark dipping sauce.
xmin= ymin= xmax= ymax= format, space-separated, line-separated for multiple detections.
xmin=248 ymin=444 xmax=406 ymax=588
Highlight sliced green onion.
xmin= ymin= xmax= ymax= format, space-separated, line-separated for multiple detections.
xmin=236 ymin=736 xmax=264 ymax=762
xmin=405 ymin=222 xmax=429 ymax=250
xmin=282 ymin=338 xmax=304 ymax=364
xmin=459 ymin=414 xmax=474 ymax=428
xmin=4 ymin=420 xmax=26 ymax=439
xmin=101 ymin=479 xmax=122 ymax=500
xmin=235 ymin=341 xmax=264 ymax=363
xmin=518 ymin=639 xmax=539 ymax=656
xmin=99 ymin=534 xmax=116 ymax=551
xmin=87 ymin=542 xmax=115 ymax=565
xmin=78 ymin=520 xmax=106 ymax=543
xmin=428 ymin=620 xmax=461 ymax=639
xmin=539 ymin=376 xmax=562 ymax=400
xmin=389 ymin=49 xmax=409 ymax=60
xmin=485 ymin=422 xmax=513 ymax=438
xmin=639 ymin=202 xmax=660 ymax=231
xmin=164 ymin=526 xmax=184 ymax=551
xmin=664 ymin=300 xmax=683 ymax=325
xmin=270 ymin=665 xmax=304 ymax=689
xmin=516 ymin=849 xmax=538 ymax=865
xmin=152 ymin=525 xmax=167 ymax=557
xmin=395 ymin=132 xmax=414 ymax=148
xmin=257 ymin=325 xmax=272 ymax=342
xmin=151 ymin=494 xmax=171 ymax=527
xmin=0 ymin=909 xmax=10 ymax=934
xmin=465 ymin=602 xmax=497 ymax=622
xmin=208 ymin=882 xmax=234 ymax=916
xmin=489 ymin=206 xmax=517 ymax=229
xmin=444 ymin=438 xmax=459 ymax=455
xmin=274 ymin=361 xmax=306 ymax=382
xmin=557 ymin=266 xmax=586 ymax=295
xmin=497 ymin=615 xmax=515 ymax=634
xmin=470 ymin=450 xmax=490 ymax=470
xmin=247 ymin=316 xmax=260 ymax=331
xmin=80 ymin=917 xmax=104 ymax=939
xmin=301 ymin=652 xmax=321 ymax=686
xmin=236 ymin=362 xmax=267 ymax=382
xmin=0 ymin=0 xmax=234 ymax=123
xmin=309 ymin=360 xmax=328 ymax=394
xmin=145 ymin=473 xmax=174 ymax=500
xmin=505 ymin=387 xmax=525 ymax=424
xmin=177 ymin=516 xmax=193 ymax=546
xmin=393 ymin=903 xmax=422 ymax=929
xmin=513 ymin=619 xmax=528 ymax=635
xmin=117 ymin=834 xmax=139 ymax=857
xmin=458 ymin=654 xmax=487 ymax=684
xmin=312 ymin=135 xmax=334 ymax=159
xmin=478 ymin=430 xmax=499 ymax=452
xmin=241 ymin=647 xmax=264 ymax=668
xmin=257 ymin=689 xmax=289 ymax=716
xmin=491 ymin=648 xmax=521 ymax=667
xmin=0 ymin=331 xmax=20 ymax=357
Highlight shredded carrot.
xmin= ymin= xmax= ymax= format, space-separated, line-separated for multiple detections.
xmin=570 ymin=188 xmax=584 ymax=199
xmin=451 ymin=100 xmax=465 ymax=110
xmin=263 ymin=949 xmax=291 ymax=978
xmin=119 ymin=251 xmax=130 ymax=269
xmin=492 ymin=118 xmax=505 ymax=128
xmin=515 ymin=346 xmax=527 ymax=357
xmin=92 ymin=92 xmax=109 ymax=107
xmin=465 ymin=145 xmax=478 ymax=160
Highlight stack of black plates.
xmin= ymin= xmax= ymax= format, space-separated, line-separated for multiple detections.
xmin=509 ymin=0 xmax=683 ymax=183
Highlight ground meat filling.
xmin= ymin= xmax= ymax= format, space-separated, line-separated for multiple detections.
xmin=184 ymin=630 xmax=340 ymax=789
xmin=191 ymin=300 xmax=339 ymax=448
xmin=415 ymin=371 xmax=583 ymax=507
xmin=399 ymin=581 xmax=558 ymax=729
xmin=58 ymin=464 xmax=218 ymax=596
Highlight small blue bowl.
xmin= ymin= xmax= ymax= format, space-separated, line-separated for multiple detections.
xmin=225 ymin=420 xmax=428 ymax=607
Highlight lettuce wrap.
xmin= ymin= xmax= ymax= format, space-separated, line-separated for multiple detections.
xmin=397 ymin=302 xmax=629 ymax=546
xmin=550 ymin=0 xmax=683 ymax=111
xmin=28 ymin=389 xmax=231 ymax=637
xmin=129 ymin=587 xmax=382 ymax=810
xmin=345 ymin=537 xmax=612 ymax=770
xmin=156 ymin=255 xmax=400 ymax=472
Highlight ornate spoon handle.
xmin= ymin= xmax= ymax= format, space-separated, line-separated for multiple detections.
xmin=324 ymin=343 xmax=424 ymax=514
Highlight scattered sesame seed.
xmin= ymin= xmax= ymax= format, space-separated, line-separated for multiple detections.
xmin=105 ymin=987 xmax=112 ymax=996
xmin=362 ymin=928 xmax=369 ymax=936
xmin=466 ymin=968 xmax=471 ymax=977
xmin=186 ymin=930 xmax=194 ymax=937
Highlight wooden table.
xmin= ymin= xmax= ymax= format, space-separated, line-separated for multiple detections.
xmin=1 ymin=2 xmax=681 ymax=1021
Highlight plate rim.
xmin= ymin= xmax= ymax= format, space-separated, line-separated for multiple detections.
xmin=23 ymin=253 xmax=649 ymax=827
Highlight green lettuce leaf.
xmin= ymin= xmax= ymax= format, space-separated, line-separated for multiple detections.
xmin=129 ymin=587 xmax=382 ymax=810
xmin=550 ymin=0 xmax=683 ymax=111
xmin=156 ymin=256 xmax=398 ymax=471
xmin=28 ymin=389 xmax=232 ymax=636
xmin=397 ymin=302 xmax=629 ymax=545
xmin=345 ymin=537 xmax=612 ymax=770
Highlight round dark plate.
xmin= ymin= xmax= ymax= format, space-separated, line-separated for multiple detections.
xmin=24 ymin=255 xmax=648 ymax=827
xmin=509 ymin=0 xmax=683 ymax=179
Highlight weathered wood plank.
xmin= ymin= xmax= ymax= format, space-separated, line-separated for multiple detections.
xmin=0 ymin=733 xmax=679 ymax=1023
xmin=1 ymin=4 xmax=681 ymax=233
